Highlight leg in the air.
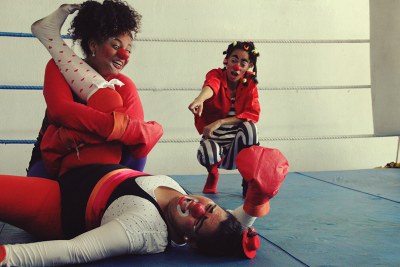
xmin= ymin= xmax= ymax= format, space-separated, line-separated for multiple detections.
xmin=31 ymin=4 xmax=123 ymax=103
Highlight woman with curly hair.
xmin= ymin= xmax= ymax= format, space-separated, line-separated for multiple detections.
xmin=27 ymin=1 xmax=162 ymax=178
xmin=0 ymin=1 xmax=289 ymax=265
xmin=188 ymin=41 xmax=261 ymax=196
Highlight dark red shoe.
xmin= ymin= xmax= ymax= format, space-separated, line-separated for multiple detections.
xmin=203 ymin=164 xmax=219 ymax=194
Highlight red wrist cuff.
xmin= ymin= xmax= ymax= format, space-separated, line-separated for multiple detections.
xmin=107 ymin=112 xmax=129 ymax=141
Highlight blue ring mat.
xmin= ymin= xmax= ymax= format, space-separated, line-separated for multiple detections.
xmin=1 ymin=168 xmax=399 ymax=266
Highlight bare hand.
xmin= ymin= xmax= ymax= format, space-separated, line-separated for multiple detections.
xmin=203 ymin=120 xmax=222 ymax=138
xmin=188 ymin=99 xmax=204 ymax=116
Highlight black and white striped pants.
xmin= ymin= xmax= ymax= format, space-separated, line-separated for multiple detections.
xmin=197 ymin=121 xmax=258 ymax=170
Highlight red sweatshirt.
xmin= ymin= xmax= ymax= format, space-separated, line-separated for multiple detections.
xmin=194 ymin=68 xmax=260 ymax=134
xmin=41 ymin=59 xmax=145 ymax=176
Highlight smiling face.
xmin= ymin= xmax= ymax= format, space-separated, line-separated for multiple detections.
xmin=167 ymin=195 xmax=229 ymax=242
xmin=86 ymin=32 xmax=133 ymax=79
xmin=225 ymin=49 xmax=253 ymax=83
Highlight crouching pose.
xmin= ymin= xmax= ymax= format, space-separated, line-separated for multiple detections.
xmin=0 ymin=145 xmax=288 ymax=266
xmin=188 ymin=41 xmax=261 ymax=196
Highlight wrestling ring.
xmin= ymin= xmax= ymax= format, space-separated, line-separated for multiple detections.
xmin=1 ymin=6 xmax=400 ymax=265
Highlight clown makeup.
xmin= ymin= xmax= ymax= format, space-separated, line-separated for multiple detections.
xmin=225 ymin=49 xmax=253 ymax=83
xmin=88 ymin=33 xmax=133 ymax=78
xmin=177 ymin=196 xmax=205 ymax=217
xmin=171 ymin=195 xmax=227 ymax=239
xmin=229 ymin=54 xmax=250 ymax=69
xmin=193 ymin=204 xmax=217 ymax=234
xmin=110 ymin=36 xmax=132 ymax=60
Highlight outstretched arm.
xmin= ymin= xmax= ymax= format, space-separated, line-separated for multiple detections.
xmin=188 ymin=85 xmax=214 ymax=117
xmin=1 ymin=220 xmax=130 ymax=266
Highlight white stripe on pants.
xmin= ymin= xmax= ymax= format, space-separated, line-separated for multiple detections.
xmin=197 ymin=121 xmax=258 ymax=170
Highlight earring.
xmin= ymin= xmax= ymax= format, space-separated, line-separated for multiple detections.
xmin=92 ymin=51 xmax=95 ymax=57
xmin=183 ymin=236 xmax=189 ymax=242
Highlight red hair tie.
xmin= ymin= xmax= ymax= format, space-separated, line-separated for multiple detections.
xmin=242 ymin=227 xmax=260 ymax=259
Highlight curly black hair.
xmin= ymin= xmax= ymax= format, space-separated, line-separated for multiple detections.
xmin=195 ymin=212 xmax=246 ymax=257
xmin=223 ymin=41 xmax=260 ymax=84
xmin=69 ymin=0 xmax=142 ymax=56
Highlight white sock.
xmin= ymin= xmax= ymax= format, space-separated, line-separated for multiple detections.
xmin=228 ymin=205 xmax=257 ymax=228
xmin=31 ymin=4 xmax=123 ymax=102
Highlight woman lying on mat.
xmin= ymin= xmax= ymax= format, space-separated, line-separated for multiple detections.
xmin=27 ymin=0 xmax=159 ymax=179
xmin=0 ymin=145 xmax=288 ymax=266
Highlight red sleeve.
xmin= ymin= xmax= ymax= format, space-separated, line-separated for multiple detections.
xmin=236 ymin=82 xmax=261 ymax=123
xmin=43 ymin=60 xmax=114 ymax=138
xmin=202 ymin=69 xmax=223 ymax=95
xmin=112 ymin=73 xmax=144 ymax=120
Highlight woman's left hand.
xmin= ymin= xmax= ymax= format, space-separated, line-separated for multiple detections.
xmin=203 ymin=120 xmax=222 ymax=138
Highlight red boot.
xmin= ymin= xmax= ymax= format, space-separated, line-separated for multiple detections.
xmin=203 ymin=163 xmax=219 ymax=194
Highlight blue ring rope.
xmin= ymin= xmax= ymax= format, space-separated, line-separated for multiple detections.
xmin=0 ymin=32 xmax=71 ymax=39
xmin=0 ymin=140 xmax=35 ymax=144
xmin=0 ymin=85 xmax=43 ymax=90
xmin=0 ymin=31 xmax=369 ymax=44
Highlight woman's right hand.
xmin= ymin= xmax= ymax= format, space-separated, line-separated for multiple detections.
xmin=188 ymin=98 xmax=204 ymax=116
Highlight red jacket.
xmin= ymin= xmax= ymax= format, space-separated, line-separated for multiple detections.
xmin=41 ymin=59 xmax=145 ymax=176
xmin=194 ymin=68 xmax=261 ymax=134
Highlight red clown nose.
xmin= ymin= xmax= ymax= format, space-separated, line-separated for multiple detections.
xmin=117 ymin=49 xmax=130 ymax=60
xmin=190 ymin=202 xmax=206 ymax=218
xmin=232 ymin=64 xmax=240 ymax=71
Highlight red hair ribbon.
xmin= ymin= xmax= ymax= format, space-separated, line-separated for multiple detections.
xmin=242 ymin=227 xmax=260 ymax=259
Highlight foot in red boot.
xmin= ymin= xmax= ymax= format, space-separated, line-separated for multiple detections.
xmin=203 ymin=164 xmax=219 ymax=194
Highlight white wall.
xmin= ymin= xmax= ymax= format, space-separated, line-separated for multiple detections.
xmin=0 ymin=0 xmax=397 ymax=176
xmin=370 ymin=0 xmax=400 ymax=136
